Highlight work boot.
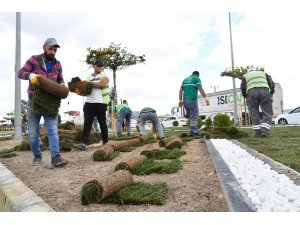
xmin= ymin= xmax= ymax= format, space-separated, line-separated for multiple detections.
xmin=32 ymin=156 xmax=42 ymax=166
xmin=51 ymin=154 xmax=68 ymax=167
xmin=73 ymin=143 xmax=87 ymax=151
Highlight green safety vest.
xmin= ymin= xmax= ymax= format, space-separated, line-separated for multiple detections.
xmin=244 ymin=71 xmax=269 ymax=92
xmin=87 ymin=72 xmax=110 ymax=104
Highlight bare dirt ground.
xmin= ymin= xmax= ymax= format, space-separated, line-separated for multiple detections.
xmin=0 ymin=139 xmax=228 ymax=212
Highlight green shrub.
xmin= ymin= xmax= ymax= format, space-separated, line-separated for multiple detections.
xmin=172 ymin=120 xmax=179 ymax=127
xmin=213 ymin=114 xmax=232 ymax=128
xmin=186 ymin=117 xmax=203 ymax=128
xmin=205 ymin=117 xmax=212 ymax=127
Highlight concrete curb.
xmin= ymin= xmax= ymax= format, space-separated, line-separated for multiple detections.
xmin=0 ymin=162 xmax=54 ymax=212
xmin=205 ymin=139 xmax=256 ymax=212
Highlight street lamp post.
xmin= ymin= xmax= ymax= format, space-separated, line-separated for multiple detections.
xmin=14 ymin=12 xmax=22 ymax=140
xmin=228 ymin=12 xmax=238 ymax=126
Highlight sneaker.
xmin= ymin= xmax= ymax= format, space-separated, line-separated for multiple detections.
xmin=158 ymin=137 xmax=165 ymax=140
xmin=261 ymin=134 xmax=269 ymax=137
xmin=51 ymin=154 xmax=69 ymax=167
xmin=32 ymin=156 xmax=42 ymax=166
xmin=73 ymin=143 xmax=87 ymax=151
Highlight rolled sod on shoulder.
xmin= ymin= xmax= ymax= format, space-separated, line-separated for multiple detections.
xmin=68 ymin=76 xmax=93 ymax=96
xmin=115 ymin=155 xmax=147 ymax=171
xmin=165 ymin=136 xmax=182 ymax=150
xmin=37 ymin=76 xmax=69 ymax=99
xmin=80 ymin=170 xmax=133 ymax=205
xmin=93 ymin=144 xmax=115 ymax=161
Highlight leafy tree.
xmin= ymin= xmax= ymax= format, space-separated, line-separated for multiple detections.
xmin=220 ymin=65 xmax=264 ymax=79
xmin=85 ymin=42 xmax=146 ymax=101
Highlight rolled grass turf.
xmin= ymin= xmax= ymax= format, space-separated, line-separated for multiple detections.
xmin=115 ymin=155 xmax=148 ymax=171
xmin=80 ymin=170 xmax=133 ymax=205
xmin=93 ymin=144 xmax=115 ymax=161
xmin=68 ymin=76 xmax=93 ymax=96
xmin=37 ymin=76 xmax=69 ymax=99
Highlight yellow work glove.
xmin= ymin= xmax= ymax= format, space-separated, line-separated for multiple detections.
xmin=74 ymin=88 xmax=82 ymax=96
xmin=178 ymin=100 xmax=183 ymax=108
xmin=153 ymin=133 xmax=157 ymax=140
xmin=205 ymin=97 xmax=210 ymax=106
xmin=30 ymin=74 xmax=41 ymax=86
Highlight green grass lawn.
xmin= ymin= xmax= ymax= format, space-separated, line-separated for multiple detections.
xmin=237 ymin=126 xmax=300 ymax=173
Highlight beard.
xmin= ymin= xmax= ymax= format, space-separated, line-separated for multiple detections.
xmin=43 ymin=51 xmax=55 ymax=61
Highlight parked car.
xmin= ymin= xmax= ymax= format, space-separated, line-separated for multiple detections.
xmin=274 ymin=106 xmax=300 ymax=124
xmin=160 ymin=116 xmax=187 ymax=128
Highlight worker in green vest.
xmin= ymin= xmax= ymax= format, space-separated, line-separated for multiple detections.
xmin=113 ymin=99 xmax=132 ymax=137
xmin=74 ymin=61 xmax=110 ymax=150
xmin=241 ymin=66 xmax=275 ymax=137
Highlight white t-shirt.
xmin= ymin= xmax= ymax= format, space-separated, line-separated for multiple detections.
xmin=85 ymin=73 xmax=104 ymax=103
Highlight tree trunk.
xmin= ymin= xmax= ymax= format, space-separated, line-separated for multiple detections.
xmin=113 ymin=69 xmax=117 ymax=101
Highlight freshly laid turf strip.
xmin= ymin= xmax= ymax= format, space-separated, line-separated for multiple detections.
xmin=141 ymin=149 xmax=186 ymax=159
xmin=106 ymin=182 xmax=168 ymax=205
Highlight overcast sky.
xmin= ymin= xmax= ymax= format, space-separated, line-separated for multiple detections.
xmin=1 ymin=1 xmax=300 ymax=122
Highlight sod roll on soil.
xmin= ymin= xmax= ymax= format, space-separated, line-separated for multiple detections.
xmin=37 ymin=76 xmax=69 ymax=99
xmin=109 ymin=138 xmax=141 ymax=150
xmin=80 ymin=170 xmax=133 ymax=205
xmin=115 ymin=154 xmax=147 ymax=171
xmin=159 ymin=135 xmax=182 ymax=149
xmin=93 ymin=144 xmax=115 ymax=161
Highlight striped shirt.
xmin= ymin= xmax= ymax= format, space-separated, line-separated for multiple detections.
xmin=18 ymin=54 xmax=64 ymax=98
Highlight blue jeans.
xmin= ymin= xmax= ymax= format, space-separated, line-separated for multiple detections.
xmin=183 ymin=98 xmax=199 ymax=135
xmin=117 ymin=109 xmax=132 ymax=137
xmin=27 ymin=99 xmax=60 ymax=158
xmin=140 ymin=112 xmax=164 ymax=138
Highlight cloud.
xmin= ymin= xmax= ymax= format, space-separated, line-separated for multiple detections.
xmin=1 ymin=10 xmax=300 ymax=120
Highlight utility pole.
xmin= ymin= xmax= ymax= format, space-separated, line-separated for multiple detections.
xmin=229 ymin=12 xmax=238 ymax=126
xmin=14 ymin=12 xmax=22 ymax=140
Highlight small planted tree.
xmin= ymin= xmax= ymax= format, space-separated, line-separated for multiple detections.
xmin=85 ymin=42 xmax=146 ymax=101
xmin=220 ymin=65 xmax=265 ymax=79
